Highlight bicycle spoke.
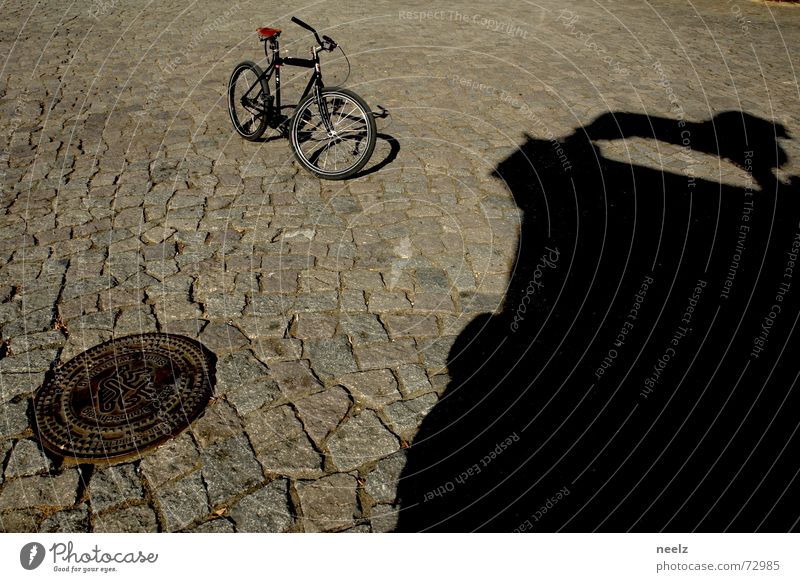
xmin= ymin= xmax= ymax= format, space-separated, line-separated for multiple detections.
xmin=292 ymin=91 xmax=373 ymax=176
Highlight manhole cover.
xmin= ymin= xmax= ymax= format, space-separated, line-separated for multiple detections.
xmin=34 ymin=333 xmax=215 ymax=464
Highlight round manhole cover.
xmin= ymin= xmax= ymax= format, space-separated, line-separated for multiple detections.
xmin=34 ymin=333 xmax=215 ymax=464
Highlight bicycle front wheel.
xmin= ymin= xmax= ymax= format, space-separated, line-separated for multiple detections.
xmin=289 ymin=88 xmax=377 ymax=180
xmin=228 ymin=60 xmax=269 ymax=141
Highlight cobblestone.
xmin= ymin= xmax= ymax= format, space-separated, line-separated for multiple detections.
xmin=155 ymin=471 xmax=210 ymax=532
xmin=339 ymin=369 xmax=401 ymax=409
xmin=0 ymin=470 xmax=79 ymax=509
xmin=365 ymin=451 xmax=407 ymax=505
xmin=201 ymin=435 xmax=264 ymax=506
xmin=140 ymin=434 xmax=200 ymax=489
xmin=229 ymin=479 xmax=294 ymax=532
xmin=327 ymin=411 xmax=399 ymax=472
xmin=294 ymin=387 xmax=351 ymax=446
xmin=93 ymin=504 xmax=160 ymax=533
xmin=40 ymin=505 xmax=89 ymax=532
xmin=4 ymin=438 xmax=51 ymax=478
xmin=89 ymin=464 xmax=145 ymax=513
xmin=296 ymin=473 xmax=358 ymax=532
xmin=244 ymin=405 xmax=323 ymax=477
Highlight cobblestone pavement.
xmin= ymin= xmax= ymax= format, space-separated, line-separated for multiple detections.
xmin=1 ymin=0 xmax=799 ymax=532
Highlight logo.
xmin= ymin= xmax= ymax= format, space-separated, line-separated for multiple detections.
xmin=20 ymin=542 xmax=46 ymax=570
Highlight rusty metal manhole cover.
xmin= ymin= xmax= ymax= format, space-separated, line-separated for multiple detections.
xmin=34 ymin=333 xmax=215 ymax=464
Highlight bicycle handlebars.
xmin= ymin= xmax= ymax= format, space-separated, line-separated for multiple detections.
xmin=291 ymin=16 xmax=337 ymax=52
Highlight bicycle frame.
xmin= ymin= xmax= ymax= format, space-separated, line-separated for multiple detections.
xmin=241 ymin=37 xmax=331 ymax=131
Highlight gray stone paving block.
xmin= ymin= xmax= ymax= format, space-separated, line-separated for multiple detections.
xmin=93 ymin=504 xmax=159 ymax=533
xmin=6 ymin=331 xmax=63 ymax=354
xmin=370 ymin=503 xmax=400 ymax=532
xmin=89 ymin=464 xmax=144 ymax=513
xmin=244 ymin=405 xmax=322 ymax=478
xmin=187 ymin=518 xmax=235 ymax=532
xmin=4 ymin=439 xmax=51 ymax=478
xmin=296 ymin=473 xmax=358 ymax=532
xmin=201 ymin=434 xmax=264 ymax=507
xmin=252 ymin=338 xmax=303 ymax=363
xmin=417 ymin=337 xmax=455 ymax=373
xmin=353 ymin=339 xmax=420 ymax=370
xmin=0 ymin=349 xmax=59 ymax=373
xmin=140 ymin=432 xmax=199 ymax=489
xmin=114 ymin=305 xmax=158 ymax=335
xmin=0 ymin=508 xmax=43 ymax=532
xmin=339 ymin=369 xmax=401 ymax=409
xmin=0 ymin=470 xmax=79 ymax=509
xmin=327 ymin=410 xmax=399 ymax=472
xmin=365 ymin=451 xmax=407 ymax=505
xmin=155 ymin=470 xmax=210 ymax=532
xmin=0 ymin=398 xmax=30 ymax=440
xmin=0 ymin=372 xmax=45 ymax=403
xmin=198 ymin=322 xmax=249 ymax=354
xmin=342 ymin=524 xmax=371 ymax=533
xmin=290 ymin=313 xmax=338 ymax=339
xmin=236 ymin=315 xmax=289 ymax=340
xmin=293 ymin=291 xmax=339 ymax=312
xmin=294 ymin=387 xmax=351 ymax=446
xmin=269 ymin=360 xmax=324 ymax=400
xmin=383 ymin=393 xmax=438 ymax=440
xmin=342 ymin=270 xmax=385 ymax=291
xmin=459 ymin=292 xmax=504 ymax=313
xmin=190 ymin=401 xmax=244 ymax=448
xmin=304 ymin=336 xmax=359 ymax=380
xmin=40 ymin=505 xmax=89 ymax=533
xmin=215 ymin=350 xmax=270 ymax=392
xmin=340 ymin=290 xmax=367 ymax=312
xmin=338 ymin=314 xmax=388 ymax=345
xmin=382 ymin=314 xmax=440 ymax=338
xmin=368 ymin=291 xmax=412 ymax=312
xmin=396 ymin=364 xmax=434 ymax=398
xmin=229 ymin=479 xmax=293 ymax=533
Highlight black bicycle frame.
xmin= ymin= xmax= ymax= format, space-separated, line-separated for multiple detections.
xmin=243 ymin=38 xmax=324 ymax=119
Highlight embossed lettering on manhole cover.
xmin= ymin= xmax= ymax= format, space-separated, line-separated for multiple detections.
xmin=34 ymin=333 xmax=215 ymax=464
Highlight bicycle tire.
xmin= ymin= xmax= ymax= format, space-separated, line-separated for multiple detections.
xmin=228 ymin=60 xmax=270 ymax=141
xmin=289 ymin=87 xmax=377 ymax=180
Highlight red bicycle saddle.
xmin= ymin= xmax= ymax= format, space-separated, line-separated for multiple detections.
xmin=257 ymin=27 xmax=281 ymax=39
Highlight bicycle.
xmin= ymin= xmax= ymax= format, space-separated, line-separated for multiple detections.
xmin=227 ymin=17 xmax=377 ymax=180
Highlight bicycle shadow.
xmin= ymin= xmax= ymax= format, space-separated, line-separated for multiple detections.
xmin=350 ymin=133 xmax=400 ymax=179
xmin=395 ymin=111 xmax=800 ymax=531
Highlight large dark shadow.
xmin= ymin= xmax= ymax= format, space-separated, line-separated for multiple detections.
xmin=396 ymin=111 xmax=800 ymax=531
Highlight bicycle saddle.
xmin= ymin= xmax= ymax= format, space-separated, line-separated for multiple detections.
xmin=257 ymin=27 xmax=281 ymax=39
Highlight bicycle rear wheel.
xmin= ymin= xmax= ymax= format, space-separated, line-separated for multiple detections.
xmin=289 ymin=88 xmax=377 ymax=180
xmin=228 ymin=60 xmax=269 ymax=141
